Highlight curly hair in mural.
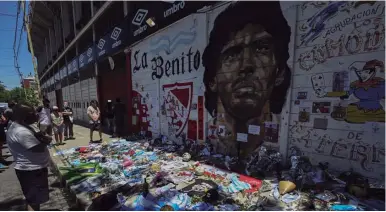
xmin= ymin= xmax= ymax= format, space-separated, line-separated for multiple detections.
xmin=202 ymin=1 xmax=292 ymax=157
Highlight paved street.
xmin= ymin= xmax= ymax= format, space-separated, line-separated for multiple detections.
xmin=0 ymin=125 xmax=106 ymax=211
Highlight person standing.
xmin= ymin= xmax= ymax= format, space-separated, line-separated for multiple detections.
xmin=0 ymin=112 xmax=8 ymax=169
xmin=113 ymin=98 xmax=125 ymax=138
xmin=36 ymin=99 xmax=52 ymax=136
xmin=105 ymin=100 xmax=115 ymax=137
xmin=6 ymin=104 xmax=52 ymax=211
xmin=87 ymin=100 xmax=102 ymax=143
xmin=0 ymin=100 xmax=16 ymax=168
xmin=4 ymin=100 xmax=16 ymax=129
xmin=51 ymin=106 xmax=64 ymax=145
xmin=62 ymin=102 xmax=74 ymax=140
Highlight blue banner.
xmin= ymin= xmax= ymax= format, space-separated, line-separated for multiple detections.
xmin=67 ymin=62 xmax=72 ymax=75
xmin=72 ymin=57 xmax=79 ymax=73
xmin=67 ymin=57 xmax=79 ymax=75
xmin=96 ymin=17 xmax=129 ymax=59
xmin=79 ymin=45 xmax=95 ymax=70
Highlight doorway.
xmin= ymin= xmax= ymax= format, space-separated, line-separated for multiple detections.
xmin=55 ymin=89 xmax=63 ymax=110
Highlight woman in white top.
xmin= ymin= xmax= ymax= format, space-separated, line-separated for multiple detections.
xmin=51 ymin=106 xmax=64 ymax=145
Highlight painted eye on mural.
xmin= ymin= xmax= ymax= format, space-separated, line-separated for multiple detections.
xmin=253 ymin=39 xmax=271 ymax=55
xmin=222 ymin=47 xmax=242 ymax=64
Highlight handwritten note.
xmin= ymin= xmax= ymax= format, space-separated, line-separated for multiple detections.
xmin=248 ymin=125 xmax=261 ymax=135
xmin=132 ymin=116 xmax=137 ymax=125
xmin=236 ymin=133 xmax=248 ymax=142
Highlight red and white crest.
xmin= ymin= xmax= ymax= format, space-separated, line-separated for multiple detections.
xmin=162 ymin=82 xmax=193 ymax=137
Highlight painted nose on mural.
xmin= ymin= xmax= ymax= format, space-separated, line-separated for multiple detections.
xmin=239 ymin=48 xmax=254 ymax=77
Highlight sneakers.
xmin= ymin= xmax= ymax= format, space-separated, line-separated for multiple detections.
xmin=0 ymin=163 xmax=8 ymax=169
xmin=89 ymin=139 xmax=102 ymax=144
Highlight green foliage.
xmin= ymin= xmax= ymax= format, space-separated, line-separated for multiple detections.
xmin=0 ymin=82 xmax=8 ymax=102
xmin=0 ymin=82 xmax=40 ymax=107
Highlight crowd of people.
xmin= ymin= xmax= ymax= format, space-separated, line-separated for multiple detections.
xmin=0 ymin=97 xmax=125 ymax=210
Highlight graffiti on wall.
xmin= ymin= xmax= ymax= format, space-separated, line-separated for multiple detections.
xmin=131 ymin=14 xmax=207 ymax=142
xmin=291 ymin=1 xmax=385 ymax=180
xmin=162 ymin=82 xmax=193 ymax=137
xmin=312 ymin=59 xmax=386 ymax=123
xmin=132 ymin=2 xmax=293 ymax=158
xmin=202 ymin=1 xmax=292 ymax=158
xmin=149 ymin=19 xmax=197 ymax=55
xmin=289 ymin=122 xmax=385 ymax=174
xmin=298 ymin=2 xmax=385 ymax=71
xmin=299 ymin=1 xmax=382 ymax=47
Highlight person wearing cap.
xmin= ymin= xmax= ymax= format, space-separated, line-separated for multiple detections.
xmin=51 ymin=106 xmax=64 ymax=145
xmin=105 ymin=100 xmax=115 ymax=137
xmin=62 ymin=101 xmax=74 ymax=140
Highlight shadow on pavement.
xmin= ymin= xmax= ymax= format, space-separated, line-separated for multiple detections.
xmin=50 ymin=181 xmax=62 ymax=188
xmin=0 ymin=198 xmax=25 ymax=210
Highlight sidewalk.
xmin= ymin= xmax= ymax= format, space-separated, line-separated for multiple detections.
xmin=48 ymin=124 xmax=110 ymax=167
xmin=0 ymin=145 xmax=71 ymax=210
xmin=47 ymin=125 xmax=111 ymax=210
xmin=0 ymin=124 xmax=108 ymax=210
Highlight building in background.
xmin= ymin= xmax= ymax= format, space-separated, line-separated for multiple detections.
xmin=28 ymin=1 xmax=385 ymax=180
xmin=21 ymin=75 xmax=36 ymax=90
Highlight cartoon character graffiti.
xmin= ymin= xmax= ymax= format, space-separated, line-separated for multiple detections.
xmin=202 ymin=1 xmax=291 ymax=157
xmin=328 ymin=60 xmax=385 ymax=123
xmin=341 ymin=60 xmax=385 ymax=123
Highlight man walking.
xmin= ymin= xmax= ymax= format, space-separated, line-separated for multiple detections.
xmin=62 ymin=102 xmax=74 ymax=140
xmin=87 ymin=100 xmax=102 ymax=143
xmin=36 ymin=99 xmax=52 ymax=136
xmin=113 ymin=98 xmax=125 ymax=138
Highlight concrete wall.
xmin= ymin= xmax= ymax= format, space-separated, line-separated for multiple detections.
xmin=288 ymin=1 xmax=385 ymax=180
xmin=130 ymin=1 xmax=385 ymax=180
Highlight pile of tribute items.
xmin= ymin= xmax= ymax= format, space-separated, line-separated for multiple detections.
xmin=53 ymin=137 xmax=385 ymax=211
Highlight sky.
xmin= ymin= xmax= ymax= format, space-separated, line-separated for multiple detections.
xmin=0 ymin=1 xmax=34 ymax=90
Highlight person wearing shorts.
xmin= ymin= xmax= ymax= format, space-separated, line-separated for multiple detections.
xmin=87 ymin=100 xmax=102 ymax=143
xmin=37 ymin=99 xmax=52 ymax=136
xmin=6 ymin=104 xmax=52 ymax=211
xmin=51 ymin=106 xmax=64 ymax=145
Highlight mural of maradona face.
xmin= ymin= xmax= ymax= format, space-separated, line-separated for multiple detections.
xmin=217 ymin=23 xmax=277 ymax=120
xmin=202 ymin=2 xmax=292 ymax=157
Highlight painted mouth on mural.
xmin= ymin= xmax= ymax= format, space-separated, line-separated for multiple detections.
xmin=232 ymin=82 xmax=260 ymax=97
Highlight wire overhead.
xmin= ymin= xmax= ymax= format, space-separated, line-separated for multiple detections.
xmin=13 ymin=1 xmax=23 ymax=85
